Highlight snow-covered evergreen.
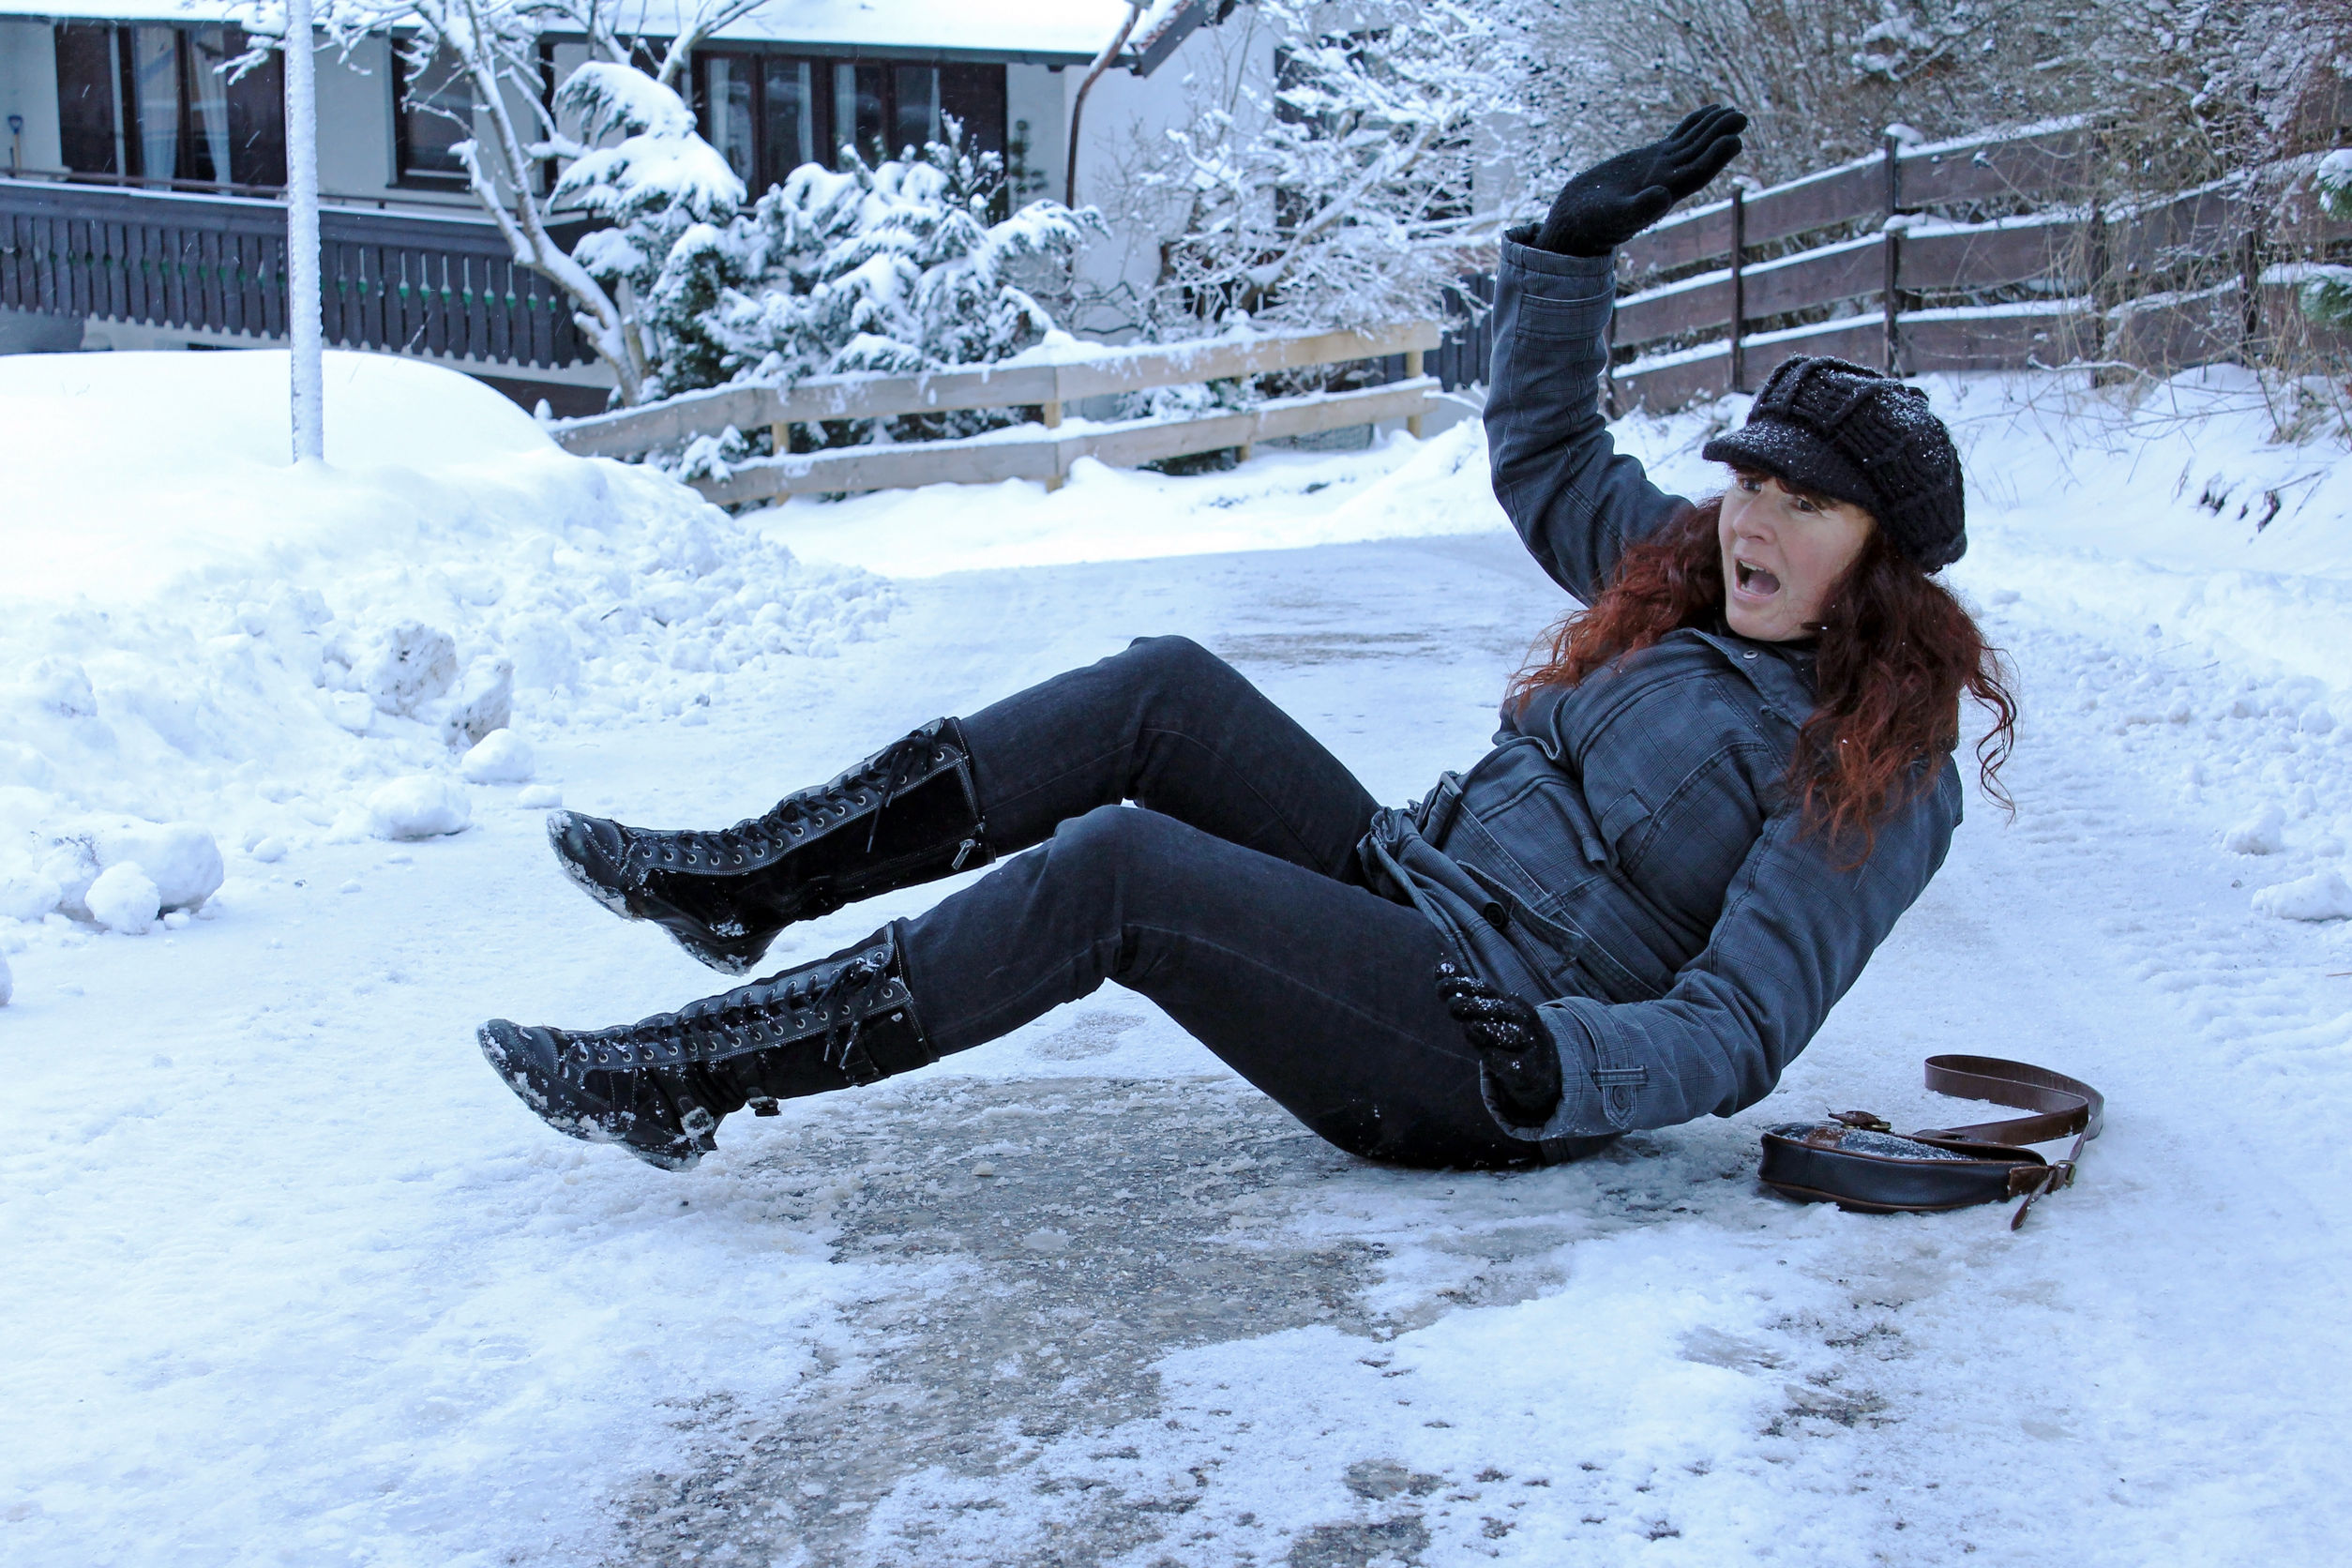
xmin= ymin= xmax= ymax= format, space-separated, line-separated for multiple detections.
xmin=645 ymin=128 xmax=1101 ymax=442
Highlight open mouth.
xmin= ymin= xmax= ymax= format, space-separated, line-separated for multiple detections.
xmin=1734 ymin=559 xmax=1783 ymax=596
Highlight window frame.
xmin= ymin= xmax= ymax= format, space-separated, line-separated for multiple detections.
xmin=390 ymin=39 xmax=476 ymax=190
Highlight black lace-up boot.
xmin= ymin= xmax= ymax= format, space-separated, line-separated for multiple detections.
xmin=477 ymin=930 xmax=931 ymax=1170
xmin=548 ymin=717 xmax=991 ymax=974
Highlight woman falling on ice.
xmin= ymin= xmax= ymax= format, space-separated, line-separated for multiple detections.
xmin=479 ymin=107 xmax=2016 ymax=1172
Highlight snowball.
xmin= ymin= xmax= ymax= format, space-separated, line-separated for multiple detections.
xmin=85 ymin=862 xmax=161 ymax=934
xmin=0 ymin=947 xmax=9 ymax=1004
xmin=460 ymin=728 xmax=536 ymax=784
xmin=364 ymin=622 xmax=459 ymax=716
xmin=2252 ymin=868 xmax=2352 ymax=922
xmin=249 ymin=837 xmax=288 ymax=864
xmin=2222 ymin=805 xmax=2285 ymax=855
xmin=517 ymin=785 xmax=564 ymax=809
xmin=0 ymin=869 xmax=62 ymax=924
xmin=2299 ymin=703 xmax=2336 ymax=735
xmin=367 ymin=776 xmax=473 ymax=840
xmin=93 ymin=822 xmax=223 ymax=912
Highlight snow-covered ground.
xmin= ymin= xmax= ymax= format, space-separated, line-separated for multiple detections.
xmin=3 ymin=351 xmax=2349 ymax=1565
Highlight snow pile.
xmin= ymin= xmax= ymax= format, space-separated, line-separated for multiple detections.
xmin=2224 ymin=803 xmax=2288 ymax=854
xmin=0 ymin=349 xmax=894 ymax=942
xmin=2253 ymin=867 xmax=2352 ymax=921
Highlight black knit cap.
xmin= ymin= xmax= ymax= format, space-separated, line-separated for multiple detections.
xmin=1699 ymin=355 xmax=1966 ymax=570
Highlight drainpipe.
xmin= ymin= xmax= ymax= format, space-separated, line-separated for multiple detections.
xmin=1065 ymin=0 xmax=1144 ymax=206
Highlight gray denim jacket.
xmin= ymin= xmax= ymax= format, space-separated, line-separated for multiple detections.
xmin=1358 ymin=229 xmax=1962 ymax=1145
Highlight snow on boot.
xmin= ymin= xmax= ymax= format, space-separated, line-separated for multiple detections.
xmin=546 ymin=717 xmax=990 ymax=974
xmin=477 ymin=930 xmax=931 ymax=1170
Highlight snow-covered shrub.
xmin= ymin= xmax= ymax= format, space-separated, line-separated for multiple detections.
xmin=646 ymin=128 xmax=1101 ymax=445
xmin=550 ymin=62 xmax=746 ymax=399
xmin=2298 ymin=152 xmax=2352 ymax=332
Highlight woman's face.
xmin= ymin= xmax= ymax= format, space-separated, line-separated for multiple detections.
xmin=1717 ymin=468 xmax=1877 ymax=641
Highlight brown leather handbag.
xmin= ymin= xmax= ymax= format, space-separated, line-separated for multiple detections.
xmin=1758 ymin=1055 xmax=2103 ymax=1229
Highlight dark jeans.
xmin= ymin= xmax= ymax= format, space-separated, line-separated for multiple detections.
xmin=896 ymin=635 xmax=1551 ymax=1169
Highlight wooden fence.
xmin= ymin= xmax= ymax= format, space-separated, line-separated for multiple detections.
xmin=550 ymin=321 xmax=1441 ymax=505
xmin=0 ymin=175 xmax=595 ymax=370
xmin=1585 ymin=118 xmax=2352 ymax=412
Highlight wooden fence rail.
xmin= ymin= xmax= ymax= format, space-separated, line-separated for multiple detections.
xmin=1539 ymin=115 xmax=2352 ymax=413
xmin=550 ymin=320 xmax=1442 ymax=504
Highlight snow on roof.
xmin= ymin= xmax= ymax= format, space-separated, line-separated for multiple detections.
xmin=0 ymin=0 xmax=1211 ymax=68
xmin=703 ymin=0 xmax=1198 ymax=62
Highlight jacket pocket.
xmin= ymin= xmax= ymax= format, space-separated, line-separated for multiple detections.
xmin=1594 ymin=783 xmax=1655 ymax=869
xmin=1510 ymin=291 xmax=1598 ymax=342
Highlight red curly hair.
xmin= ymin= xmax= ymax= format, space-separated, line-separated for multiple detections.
xmin=1508 ymin=496 xmax=2017 ymax=854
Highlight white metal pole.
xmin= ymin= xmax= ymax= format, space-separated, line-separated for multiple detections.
xmin=284 ymin=0 xmax=324 ymax=463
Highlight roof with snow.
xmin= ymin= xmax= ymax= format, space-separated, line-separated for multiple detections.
xmin=0 ymin=0 xmax=1219 ymax=69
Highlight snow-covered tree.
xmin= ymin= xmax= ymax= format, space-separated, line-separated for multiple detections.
xmin=249 ymin=0 xmax=758 ymax=406
xmin=657 ymin=128 xmax=1102 ymax=443
xmin=1096 ymin=0 xmax=1515 ymax=337
xmin=1513 ymin=0 xmax=2073 ymax=187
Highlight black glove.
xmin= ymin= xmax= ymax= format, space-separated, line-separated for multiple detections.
xmin=1536 ymin=103 xmax=1749 ymax=258
xmin=1435 ymin=962 xmax=1563 ymax=1127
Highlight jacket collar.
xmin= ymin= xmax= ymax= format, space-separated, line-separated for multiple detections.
xmin=1689 ymin=627 xmax=1819 ymax=720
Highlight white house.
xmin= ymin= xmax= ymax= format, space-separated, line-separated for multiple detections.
xmin=0 ymin=0 xmax=1253 ymax=411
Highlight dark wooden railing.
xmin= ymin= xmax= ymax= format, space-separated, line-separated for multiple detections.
xmin=1429 ymin=118 xmax=2352 ymax=411
xmin=0 ymin=175 xmax=595 ymax=370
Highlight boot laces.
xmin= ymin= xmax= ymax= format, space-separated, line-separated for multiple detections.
xmin=566 ymin=944 xmax=897 ymax=1067
xmin=648 ymin=729 xmax=947 ymax=868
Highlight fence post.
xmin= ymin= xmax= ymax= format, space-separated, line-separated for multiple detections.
xmin=2239 ymin=210 xmax=2266 ymax=360
xmin=1041 ymin=389 xmax=1064 ymax=491
xmin=1882 ymin=133 xmax=1903 ymax=375
xmin=1728 ymin=184 xmax=1746 ymax=393
xmin=1405 ymin=346 xmax=1425 ymax=437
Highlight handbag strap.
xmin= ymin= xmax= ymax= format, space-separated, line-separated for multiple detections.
xmin=1914 ymin=1054 xmax=2103 ymax=1146
xmin=1914 ymin=1055 xmax=2103 ymax=1229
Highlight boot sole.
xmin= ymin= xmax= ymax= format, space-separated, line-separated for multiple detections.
xmin=476 ymin=1018 xmax=703 ymax=1171
xmin=546 ymin=812 xmax=779 ymax=976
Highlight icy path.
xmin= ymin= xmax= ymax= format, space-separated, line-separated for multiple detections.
xmin=6 ymin=526 xmax=2350 ymax=1566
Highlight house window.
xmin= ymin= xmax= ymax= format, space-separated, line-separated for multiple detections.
xmin=393 ymin=44 xmax=474 ymax=187
xmin=939 ymin=63 xmax=1006 ymax=164
xmin=761 ymin=57 xmax=817 ymax=183
xmin=53 ymin=23 xmax=123 ymax=176
xmin=51 ymin=23 xmax=283 ymax=188
xmin=699 ymin=55 xmax=1004 ymax=190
